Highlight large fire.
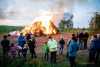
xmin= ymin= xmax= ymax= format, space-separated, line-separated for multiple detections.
xmin=21 ymin=16 xmax=59 ymax=36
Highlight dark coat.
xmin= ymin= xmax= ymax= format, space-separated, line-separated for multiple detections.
xmin=27 ymin=39 xmax=36 ymax=49
xmin=1 ymin=39 xmax=10 ymax=50
xmin=59 ymin=39 xmax=65 ymax=46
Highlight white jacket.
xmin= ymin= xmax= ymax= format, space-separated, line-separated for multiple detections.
xmin=48 ymin=39 xmax=57 ymax=52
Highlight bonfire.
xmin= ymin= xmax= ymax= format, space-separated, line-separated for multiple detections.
xmin=21 ymin=16 xmax=59 ymax=36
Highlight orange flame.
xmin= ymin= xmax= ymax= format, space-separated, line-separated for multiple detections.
xmin=21 ymin=16 xmax=58 ymax=36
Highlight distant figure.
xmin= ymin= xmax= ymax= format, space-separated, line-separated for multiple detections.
xmin=17 ymin=33 xmax=26 ymax=56
xmin=78 ymin=32 xmax=84 ymax=49
xmin=26 ymin=33 xmax=31 ymax=41
xmin=9 ymin=43 xmax=17 ymax=59
xmin=68 ymin=37 xmax=79 ymax=67
xmin=1 ymin=35 xmax=10 ymax=57
xmin=89 ymin=35 xmax=97 ymax=63
xmin=27 ymin=36 xmax=37 ymax=58
xmin=7 ymin=34 xmax=12 ymax=45
xmin=83 ymin=32 xmax=89 ymax=49
xmin=48 ymin=36 xmax=57 ymax=63
xmin=59 ymin=38 xmax=65 ymax=55
xmin=42 ymin=42 xmax=49 ymax=61
xmin=7 ymin=34 xmax=11 ymax=41
xmin=95 ymin=35 xmax=100 ymax=63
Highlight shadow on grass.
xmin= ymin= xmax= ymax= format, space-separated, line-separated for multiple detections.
xmin=76 ymin=63 xmax=100 ymax=67
xmin=0 ymin=52 xmax=100 ymax=67
xmin=1 ymin=57 xmax=100 ymax=67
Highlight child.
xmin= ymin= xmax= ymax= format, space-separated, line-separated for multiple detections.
xmin=42 ymin=42 xmax=49 ymax=61
xmin=9 ymin=43 xmax=17 ymax=59
xmin=17 ymin=44 xmax=22 ymax=57
xmin=59 ymin=38 xmax=65 ymax=55
xmin=22 ymin=43 xmax=28 ymax=60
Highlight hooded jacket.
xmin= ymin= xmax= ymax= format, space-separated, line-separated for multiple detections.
xmin=68 ymin=40 xmax=79 ymax=57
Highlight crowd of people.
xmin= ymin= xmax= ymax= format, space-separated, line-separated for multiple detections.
xmin=1 ymin=33 xmax=37 ymax=61
xmin=0 ymin=32 xmax=100 ymax=67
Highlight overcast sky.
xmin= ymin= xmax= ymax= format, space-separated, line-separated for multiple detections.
xmin=0 ymin=0 xmax=100 ymax=28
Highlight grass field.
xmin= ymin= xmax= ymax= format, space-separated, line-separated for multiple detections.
xmin=0 ymin=26 xmax=99 ymax=67
xmin=0 ymin=47 xmax=100 ymax=67
xmin=0 ymin=25 xmax=23 ymax=34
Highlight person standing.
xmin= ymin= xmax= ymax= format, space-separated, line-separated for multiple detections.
xmin=18 ymin=33 xmax=26 ymax=48
xmin=88 ymin=35 xmax=97 ymax=63
xmin=42 ymin=42 xmax=49 ymax=61
xmin=26 ymin=33 xmax=31 ymax=41
xmin=22 ymin=43 xmax=28 ymax=60
xmin=7 ymin=34 xmax=11 ymax=44
xmin=17 ymin=33 xmax=26 ymax=56
xmin=47 ymin=36 xmax=57 ymax=63
xmin=78 ymin=32 xmax=84 ymax=49
xmin=68 ymin=37 xmax=79 ymax=67
xmin=27 ymin=36 xmax=37 ymax=58
xmin=67 ymin=34 xmax=76 ymax=57
xmin=59 ymin=38 xmax=65 ymax=55
xmin=1 ymin=35 xmax=10 ymax=57
xmin=95 ymin=35 xmax=100 ymax=63
xmin=9 ymin=43 xmax=17 ymax=59
xmin=83 ymin=32 xmax=89 ymax=49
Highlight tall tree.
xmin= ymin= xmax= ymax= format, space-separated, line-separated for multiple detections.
xmin=59 ymin=20 xmax=65 ymax=32
xmin=95 ymin=13 xmax=100 ymax=29
xmin=90 ymin=12 xmax=100 ymax=34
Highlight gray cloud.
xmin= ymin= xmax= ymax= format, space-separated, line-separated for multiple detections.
xmin=0 ymin=8 xmax=6 ymax=19
xmin=0 ymin=0 xmax=8 ymax=19
xmin=0 ymin=0 xmax=98 ymax=28
xmin=0 ymin=0 xmax=75 ymax=19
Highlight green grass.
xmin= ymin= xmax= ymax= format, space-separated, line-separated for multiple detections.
xmin=0 ymin=47 xmax=100 ymax=67
xmin=0 ymin=25 xmax=23 ymax=34
xmin=0 ymin=50 xmax=98 ymax=67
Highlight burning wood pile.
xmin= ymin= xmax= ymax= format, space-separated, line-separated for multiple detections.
xmin=21 ymin=16 xmax=59 ymax=36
